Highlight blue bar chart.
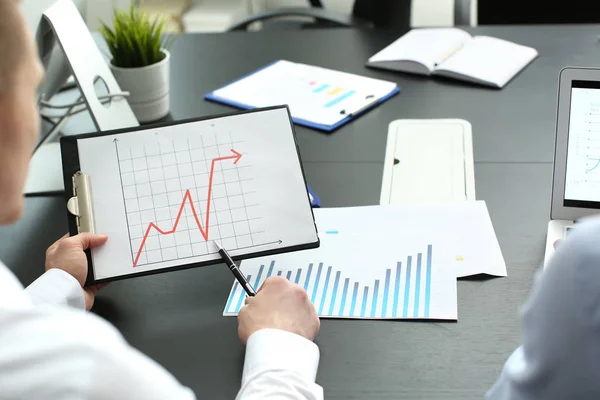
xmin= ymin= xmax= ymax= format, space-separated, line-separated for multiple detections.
xmin=222 ymin=206 xmax=458 ymax=321
xmin=224 ymin=244 xmax=435 ymax=319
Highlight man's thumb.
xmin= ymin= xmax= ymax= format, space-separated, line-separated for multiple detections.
xmin=75 ymin=233 xmax=108 ymax=250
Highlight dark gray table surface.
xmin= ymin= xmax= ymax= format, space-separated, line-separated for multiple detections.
xmin=1 ymin=24 xmax=594 ymax=399
xmin=168 ymin=24 xmax=600 ymax=164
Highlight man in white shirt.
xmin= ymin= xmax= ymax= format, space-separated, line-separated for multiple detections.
xmin=0 ymin=2 xmax=322 ymax=399
xmin=5 ymin=1 xmax=600 ymax=399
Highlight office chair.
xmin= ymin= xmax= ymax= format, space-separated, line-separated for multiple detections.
xmin=454 ymin=0 xmax=600 ymax=25
xmin=227 ymin=0 xmax=412 ymax=31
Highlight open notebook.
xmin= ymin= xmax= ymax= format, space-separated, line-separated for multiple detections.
xmin=367 ymin=28 xmax=538 ymax=88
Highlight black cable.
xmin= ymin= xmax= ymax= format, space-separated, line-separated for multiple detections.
xmin=41 ymin=115 xmax=57 ymax=126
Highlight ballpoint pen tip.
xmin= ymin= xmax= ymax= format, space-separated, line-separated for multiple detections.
xmin=213 ymin=240 xmax=222 ymax=250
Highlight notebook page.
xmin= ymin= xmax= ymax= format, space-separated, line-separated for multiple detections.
xmin=368 ymin=28 xmax=472 ymax=73
xmin=433 ymin=36 xmax=538 ymax=88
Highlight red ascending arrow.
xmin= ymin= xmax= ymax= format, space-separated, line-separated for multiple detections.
xmin=133 ymin=149 xmax=243 ymax=267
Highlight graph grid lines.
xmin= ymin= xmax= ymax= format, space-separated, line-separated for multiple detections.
xmin=225 ymin=244 xmax=434 ymax=319
xmin=115 ymin=132 xmax=267 ymax=267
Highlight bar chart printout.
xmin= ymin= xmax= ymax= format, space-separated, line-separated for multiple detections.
xmin=223 ymin=207 xmax=458 ymax=320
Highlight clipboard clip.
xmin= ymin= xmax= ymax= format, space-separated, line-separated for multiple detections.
xmin=339 ymin=94 xmax=378 ymax=116
xmin=66 ymin=171 xmax=95 ymax=234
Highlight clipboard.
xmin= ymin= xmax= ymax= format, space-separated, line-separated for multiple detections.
xmin=204 ymin=60 xmax=400 ymax=132
xmin=61 ymin=106 xmax=320 ymax=285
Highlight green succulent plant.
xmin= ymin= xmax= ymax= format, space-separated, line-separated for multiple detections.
xmin=100 ymin=2 xmax=176 ymax=69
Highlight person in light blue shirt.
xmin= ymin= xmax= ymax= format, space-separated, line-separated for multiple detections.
xmin=486 ymin=215 xmax=600 ymax=399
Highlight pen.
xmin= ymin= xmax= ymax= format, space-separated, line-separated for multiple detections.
xmin=214 ymin=240 xmax=256 ymax=297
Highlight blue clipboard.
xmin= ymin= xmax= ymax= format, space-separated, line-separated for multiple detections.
xmin=307 ymin=185 xmax=320 ymax=208
xmin=204 ymin=60 xmax=400 ymax=132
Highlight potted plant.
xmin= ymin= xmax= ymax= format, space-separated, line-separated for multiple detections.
xmin=100 ymin=3 xmax=177 ymax=123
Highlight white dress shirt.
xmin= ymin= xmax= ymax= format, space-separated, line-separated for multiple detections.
xmin=0 ymin=262 xmax=323 ymax=400
xmin=486 ymin=215 xmax=600 ymax=399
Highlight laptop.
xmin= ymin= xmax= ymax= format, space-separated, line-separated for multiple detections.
xmin=544 ymin=67 xmax=600 ymax=266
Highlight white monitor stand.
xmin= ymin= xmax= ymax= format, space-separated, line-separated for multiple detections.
xmin=25 ymin=0 xmax=139 ymax=195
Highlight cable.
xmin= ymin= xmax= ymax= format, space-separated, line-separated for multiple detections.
xmin=37 ymin=77 xmax=130 ymax=146
xmin=39 ymin=92 xmax=130 ymax=109
xmin=34 ymin=94 xmax=84 ymax=152
xmin=40 ymin=96 xmax=125 ymax=120
xmin=41 ymin=115 xmax=57 ymax=127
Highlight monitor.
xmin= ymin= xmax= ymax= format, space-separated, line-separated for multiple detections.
xmin=564 ymin=80 xmax=600 ymax=208
xmin=20 ymin=0 xmax=87 ymax=101
xmin=551 ymin=67 xmax=600 ymax=220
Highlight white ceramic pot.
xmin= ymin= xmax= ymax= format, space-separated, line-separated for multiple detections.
xmin=109 ymin=49 xmax=170 ymax=123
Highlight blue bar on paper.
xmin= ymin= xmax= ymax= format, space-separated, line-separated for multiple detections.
xmin=414 ymin=253 xmax=422 ymax=318
xmin=393 ymin=262 xmax=402 ymax=318
xmin=360 ymin=286 xmax=369 ymax=318
xmin=234 ymin=274 xmax=252 ymax=312
xmin=339 ymin=278 xmax=350 ymax=316
xmin=277 ymin=271 xmax=282 ymax=276
xmin=313 ymin=84 xmax=329 ymax=93
xmin=382 ymin=269 xmax=391 ymax=318
xmin=311 ymin=263 xmax=324 ymax=303
xmin=303 ymin=263 xmax=314 ymax=291
xmin=253 ymin=265 xmax=264 ymax=289
xmin=318 ymin=266 xmax=333 ymax=315
xmin=350 ymin=282 xmax=359 ymax=317
xmin=266 ymin=260 xmax=275 ymax=278
xmin=324 ymin=90 xmax=357 ymax=108
xmin=225 ymin=282 xmax=239 ymax=313
xmin=295 ymin=268 xmax=302 ymax=284
xmin=403 ymin=256 xmax=412 ymax=317
xmin=285 ymin=270 xmax=292 ymax=280
xmin=328 ymin=271 xmax=341 ymax=316
xmin=371 ymin=280 xmax=380 ymax=318
xmin=325 ymin=230 xmax=339 ymax=234
xmin=425 ymin=245 xmax=432 ymax=318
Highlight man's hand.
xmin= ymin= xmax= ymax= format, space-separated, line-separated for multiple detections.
xmin=237 ymin=276 xmax=320 ymax=345
xmin=45 ymin=233 xmax=109 ymax=310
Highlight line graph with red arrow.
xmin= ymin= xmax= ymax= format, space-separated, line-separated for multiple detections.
xmin=130 ymin=148 xmax=242 ymax=267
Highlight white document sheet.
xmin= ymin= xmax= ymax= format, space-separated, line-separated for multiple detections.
xmin=224 ymin=206 xmax=459 ymax=320
xmin=75 ymin=107 xmax=318 ymax=281
xmin=428 ymin=201 xmax=508 ymax=278
xmin=377 ymin=200 xmax=506 ymax=278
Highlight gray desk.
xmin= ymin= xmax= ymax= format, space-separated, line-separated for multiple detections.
xmin=169 ymin=25 xmax=600 ymax=164
xmin=1 ymin=24 xmax=596 ymax=399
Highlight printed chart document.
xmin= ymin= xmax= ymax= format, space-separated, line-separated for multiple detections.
xmin=61 ymin=107 xmax=319 ymax=283
xmin=224 ymin=206 xmax=459 ymax=320
xmin=416 ymin=201 xmax=507 ymax=278
xmin=377 ymin=201 xmax=506 ymax=278
xmin=367 ymin=28 xmax=538 ymax=88
xmin=205 ymin=60 xmax=400 ymax=131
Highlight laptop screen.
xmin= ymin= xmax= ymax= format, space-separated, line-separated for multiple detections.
xmin=564 ymin=80 xmax=600 ymax=209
